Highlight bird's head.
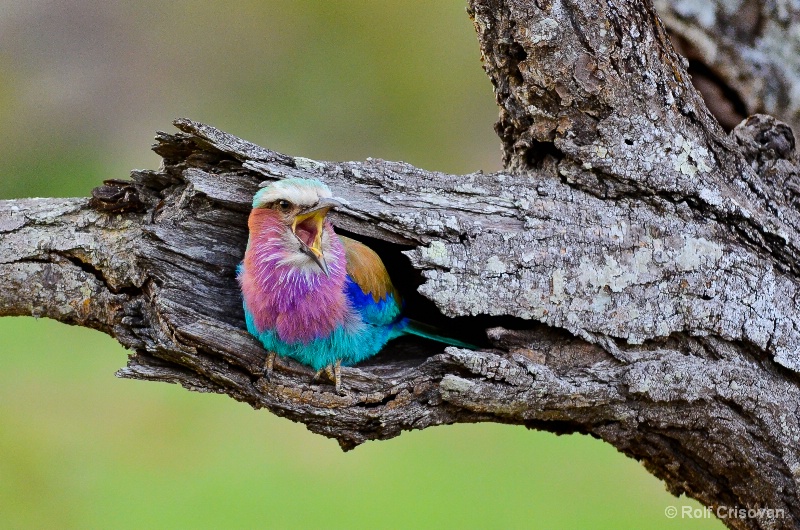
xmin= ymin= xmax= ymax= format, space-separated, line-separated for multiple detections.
xmin=249 ymin=178 xmax=344 ymax=276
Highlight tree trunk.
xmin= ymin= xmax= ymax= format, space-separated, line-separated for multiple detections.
xmin=2 ymin=1 xmax=800 ymax=528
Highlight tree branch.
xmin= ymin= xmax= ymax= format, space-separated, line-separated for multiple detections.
xmin=2 ymin=1 xmax=800 ymax=528
xmin=657 ymin=0 xmax=800 ymax=132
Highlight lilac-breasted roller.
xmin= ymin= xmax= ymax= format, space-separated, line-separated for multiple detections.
xmin=238 ymin=178 xmax=473 ymax=393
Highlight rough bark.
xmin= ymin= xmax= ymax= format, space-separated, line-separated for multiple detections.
xmin=2 ymin=1 xmax=800 ymax=529
xmin=658 ymin=0 xmax=800 ymax=132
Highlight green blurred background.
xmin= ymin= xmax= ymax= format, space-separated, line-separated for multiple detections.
xmin=0 ymin=1 xmax=720 ymax=528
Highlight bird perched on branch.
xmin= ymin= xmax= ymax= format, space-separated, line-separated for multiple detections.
xmin=238 ymin=177 xmax=473 ymax=394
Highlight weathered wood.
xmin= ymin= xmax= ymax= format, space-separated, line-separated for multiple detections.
xmin=2 ymin=1 xmax=800 ymax=529
xmin=658 ymin=0 xmax=800 ymax=132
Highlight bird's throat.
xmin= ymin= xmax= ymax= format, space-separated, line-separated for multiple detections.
xmin=241 ymin=222 xmax=351 ymax=343
xmin=294 ymin=216 xmax=322 ymax=249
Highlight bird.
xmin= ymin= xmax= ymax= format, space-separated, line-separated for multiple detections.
xmin=238 ymin=177 xmax=474 ymax=394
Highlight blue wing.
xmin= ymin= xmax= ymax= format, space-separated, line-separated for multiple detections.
xmin=339 ymin=235 xmax=404 ymax=328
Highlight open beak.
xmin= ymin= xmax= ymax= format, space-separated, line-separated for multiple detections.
xmin=291 ymin=197 xmax=343 ymax=276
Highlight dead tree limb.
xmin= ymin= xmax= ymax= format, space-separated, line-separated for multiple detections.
xmin=2 ymin=1 xmax=800 ymax=528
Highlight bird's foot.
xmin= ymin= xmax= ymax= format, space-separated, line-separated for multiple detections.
xmin=263 ymin=351 xmax=276 ymax=381
xmin=333 ymin=360 xmax=344 ymax=395
xmin=313 ymin=360 xmax=346 ymax=395
xmin=312 ymin=365 xmax=333 ymax=382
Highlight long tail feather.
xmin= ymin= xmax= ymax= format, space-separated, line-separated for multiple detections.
xmin=402 ymin=319 xmax=478 ymax=350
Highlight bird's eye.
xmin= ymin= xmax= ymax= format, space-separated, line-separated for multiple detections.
xmin=276 ymin=199 xmax=292 ymax=211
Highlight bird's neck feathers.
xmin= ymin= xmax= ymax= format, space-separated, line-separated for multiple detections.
xmin=240 ymin=208 xmax=353 ymax=343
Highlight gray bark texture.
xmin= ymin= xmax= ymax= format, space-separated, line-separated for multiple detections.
xmin=2 ymin=1 xmax=800 ymax=528
xmin=656 ymin=0 xmax=800 ymax=132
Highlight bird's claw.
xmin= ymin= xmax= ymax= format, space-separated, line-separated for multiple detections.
xmin=312 ymin=366 xmax=333 ymax=382
xmin=313 ymin=360 xmax=345 ymax=395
